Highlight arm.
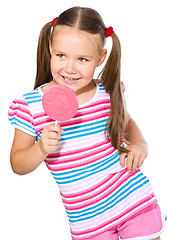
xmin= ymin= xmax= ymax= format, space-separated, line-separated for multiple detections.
xmin=120 ymin=112 xmax=148 ymax=172
xmin=10 ymin=124 xmax=63 ymax=175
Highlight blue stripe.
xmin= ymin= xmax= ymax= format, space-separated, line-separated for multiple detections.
xmin=52 ymin=151 xmax=119 ymax=178
xmin=24 ymin=95 xmax=41 ymax=100
xmin=60 ymin=128 xmax=105 ymax=141
xmin=67 ymin=173 xmax=146 ymax=216
xmin=9 ymin=117 xmax=36 ymax=135
xmin=23 ymin=92 xmax=42 ymax=104
xmin=62 ymin=124 xmax=106 ymax=137
xmin=68 ymin=180 xmax=149 ymax=223
xmin=63 ymin=119 xmax=107 ymax=132
xmin=67 ymin=176 xmax=149 ymax=222
xmin=26 ymin=99 xmax=42 ymax=104
xmin=100 ymin=87 xmax=105 ymax=90
xmin=24 ymin=92 xmax=41 ymax=97
xmin=53 ymin=156 xmax=120 ymax=184
xmin=98 ymin=83 xmax=105 ymax=90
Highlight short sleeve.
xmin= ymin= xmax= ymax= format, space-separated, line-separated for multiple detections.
xmin=121 ymin=81 xmax=126 ymax=105
xmin=8 ymin=96 xmax=37 ymax=136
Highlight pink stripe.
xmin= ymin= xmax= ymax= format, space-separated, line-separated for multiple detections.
xmin=60 ymin=112 xmax=109 ymax=127
xmin=71 ymin=193 xmax=156 ymax=237
xmin=75 ymin=105 xmax=110 ymax=118
xmin=34 ymin=111 xmax=109 ymax=130
xmin=63 ymin=171 xmax=139 ymax=210
xmin=35 ymin=117 xmax=54 ymax=127
xmin=78 ymin=99 xmax=110 ymax=110
xmin=12 ymin=99 xmax=28 ymax=106
xmin=46 ymin=143 xmax=116 ymax=165
xmin=46 ymin=147 xmax=117 ymax=171
xmin=33 ymin=112 xmax=47 ymax=120
xmin=34 ymin=100 xmax=110 ymax=125
xmin=9 ymin=110 xmax=34 ymax=126
xmin=36 ymin=125 xmax=52 ymax=133
xmin=9 ymin=105 xmax=30 ymax=116
xmin=61 ymin=174 xmax=116 ymax=198
xmin=47 ymin=139 xmax=110 ymax=159
xmin=62 ymin=170 xmax=127 ymax=205
xmin=60 ymin=169 xmax=127 ymax=198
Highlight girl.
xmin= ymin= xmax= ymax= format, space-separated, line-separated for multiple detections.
xmin=8 ymin=7 xmax=166 ymax=240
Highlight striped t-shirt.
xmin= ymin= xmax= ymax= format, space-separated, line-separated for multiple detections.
xmin=8 ymin=82 xmax=157 ymax=239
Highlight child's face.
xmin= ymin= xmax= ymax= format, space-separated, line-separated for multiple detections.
xmin=50 ymin=26 xmax=107 ymax=94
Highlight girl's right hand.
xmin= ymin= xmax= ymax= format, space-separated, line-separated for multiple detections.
xmin=39 ymin=124 xmax=64 ymax=155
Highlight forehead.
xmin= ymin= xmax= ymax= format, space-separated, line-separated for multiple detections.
xmin=51 ymin=26 xmax=103 ymax=54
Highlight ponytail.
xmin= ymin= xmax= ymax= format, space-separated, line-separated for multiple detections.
xmin=34 ymin=22 xmax=53 ymax=89
xmin=100 ymin=33 xmax=129 ymax=153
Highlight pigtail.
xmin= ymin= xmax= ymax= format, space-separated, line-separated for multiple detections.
xmin=34 ymin=22 xmax=53 ymax=89
xmin=100 ymin=33 xmax=128 ymax=153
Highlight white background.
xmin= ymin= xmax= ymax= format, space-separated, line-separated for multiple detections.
xmin=1 ymin=0 xmax=168 ymax=239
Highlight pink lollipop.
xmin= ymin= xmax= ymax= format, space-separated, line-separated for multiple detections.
xmin=42 ymin=85 xmax=79 ymax=124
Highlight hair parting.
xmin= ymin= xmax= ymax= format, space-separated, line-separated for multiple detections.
xmin=34 ymin=6 xmax=128 ymax=153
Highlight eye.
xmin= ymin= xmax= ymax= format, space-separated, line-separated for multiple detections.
xmin=78 ymin=57 xmax=88 ymax=62
xmin=56 ymin=54 xmax=66 ymax=59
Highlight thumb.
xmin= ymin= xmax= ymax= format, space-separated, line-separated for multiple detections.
xmin=53 ymin=123 xmax=64 ymax=134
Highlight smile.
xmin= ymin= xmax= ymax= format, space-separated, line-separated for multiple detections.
xmin=62 ymin=75 xmax=81 ymax=84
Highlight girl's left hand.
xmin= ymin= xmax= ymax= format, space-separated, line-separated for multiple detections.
xmin=120 ymin=144 xmax=148 ymax=173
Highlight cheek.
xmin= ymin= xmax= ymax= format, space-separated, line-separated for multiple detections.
xmin=50 ymin=58 xmax=55 ymax=73
xmin=80 ymin=64 xmax=96 ymax=79
xmin=50 ymin=58 xmax=60 ymax=75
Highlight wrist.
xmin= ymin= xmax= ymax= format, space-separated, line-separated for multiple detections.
xmin=128 ymin=141 xmax=148 ymax=155
xmin=36 ymin=141 xmax=48 ymax=158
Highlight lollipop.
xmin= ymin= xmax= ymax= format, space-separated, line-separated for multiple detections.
xmin=42 ymin=85 xmax=79 ymax=124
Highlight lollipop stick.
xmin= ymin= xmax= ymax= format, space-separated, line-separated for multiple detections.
xmin=55 ymin=120 xmax=58 ymax=125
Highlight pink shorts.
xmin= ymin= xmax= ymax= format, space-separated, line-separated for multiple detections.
xmin=81 ymin=204 xmax=166 ymax=240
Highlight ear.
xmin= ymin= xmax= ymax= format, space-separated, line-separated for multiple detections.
xmin=97 ymin=49 xmax=107 ymax=67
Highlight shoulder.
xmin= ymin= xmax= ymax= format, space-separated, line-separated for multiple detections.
xmin=121 ymin=81 xmax=126 ymax=93
xmin=8 ymin=87 xmax=43 ymax=136
xmin=96 ymin=80 xmax=126 ymax=92
xmin=23 ymin=88 xmax=42 ymax=105
xmin=95 ymin=81 xmax=107 ymax=93
xmin=9 ymin=87 xmax=43 ymax=114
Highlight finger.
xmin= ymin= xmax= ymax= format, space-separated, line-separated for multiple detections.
xmin=138 ymin=155 xmax=145 ymax=168
xmin=132 ymin=155 xmax=140 ymax=173
xmin=48 ymin=132 xmax=62 ymax=140
xmin=127 ymin=152 xmax=134 ymax=173
xmin=48 ymin=139 xmax=59 ymax=146
xmin=120 ymin=153 xmax=127 ymax=168
xmin=47 ymin=144 xmax=59 ymax=154
xmin=55 ymin=123 xmax=64 ymax=134
xmin=48 ymin=124 xmax=64 ymax=134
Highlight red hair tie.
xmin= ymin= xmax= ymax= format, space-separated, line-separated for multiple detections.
xmin=51 ymin=17 xmax=58 ymax=27
xmin=51 ymin=18 xmax=114 ymax=38
xmin=105 ymin=26 xmax=114 ymax=38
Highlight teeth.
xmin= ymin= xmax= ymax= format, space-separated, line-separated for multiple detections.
xmin=64 ymin=76 xmax=77 ymax=81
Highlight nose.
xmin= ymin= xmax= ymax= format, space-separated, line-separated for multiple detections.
xmin=64 ymin=59 xmax=77 ymax=74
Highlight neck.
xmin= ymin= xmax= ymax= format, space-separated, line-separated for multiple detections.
xmin=76 ymin=80 xmax=97 ymax=105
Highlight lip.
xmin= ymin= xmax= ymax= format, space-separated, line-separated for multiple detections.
xmin=61 ymin=75 xmax=81 ymax=84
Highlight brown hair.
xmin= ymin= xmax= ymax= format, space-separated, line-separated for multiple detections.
xmin=34 ymin=6 xmax=128 ymax=153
